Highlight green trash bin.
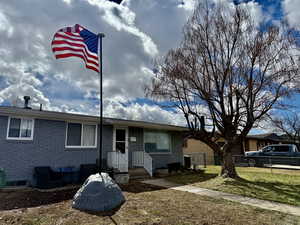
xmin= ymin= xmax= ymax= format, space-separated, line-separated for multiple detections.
xmin=0 ymin=168 xmax=6 ymax=187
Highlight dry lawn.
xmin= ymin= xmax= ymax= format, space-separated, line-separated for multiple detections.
xmin=0 ymin=182 xmax=299 ymax=225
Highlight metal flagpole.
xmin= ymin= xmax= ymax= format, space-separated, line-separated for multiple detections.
xmin=98 ymin=33 xmax=105 ymax=173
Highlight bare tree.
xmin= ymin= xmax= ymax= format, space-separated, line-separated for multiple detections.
xmin=146 ymin=2 xmax=300 ymax=178
xmin=272 ymin=113 xmax=300 ymax=147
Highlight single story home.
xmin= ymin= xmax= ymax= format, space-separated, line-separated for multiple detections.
xmin=245 ymin=133 xmax=286 ymax=151
xmin=183 ymin=139 xmax=217 ymax=165
xmin=183 ymin=138 xmax=228 ymax=165
xmin=0 ymin=104 xmax=187 ymax=185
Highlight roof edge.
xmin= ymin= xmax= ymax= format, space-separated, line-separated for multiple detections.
xmin=0 ymin=106 xmax=188 ymax=131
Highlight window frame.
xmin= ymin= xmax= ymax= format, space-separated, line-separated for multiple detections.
xmin=143 ymin=129 xmax=172 ymax=154
xmin=6 ymin=117 xmax=35 ymax=141
xmin=113 ymin=126 xmax=128 ymax=153
xmin=65 ymin=122 xmax=98 ymax=149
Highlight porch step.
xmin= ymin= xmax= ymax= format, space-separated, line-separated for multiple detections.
xmin=129 ymin=168 xmax=151 ymax=180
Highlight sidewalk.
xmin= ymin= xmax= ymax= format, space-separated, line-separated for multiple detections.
xmin=142 ymin=179 xmax=300 ymax=217
xmin=265 ymin=164 xmax=300 ymax=170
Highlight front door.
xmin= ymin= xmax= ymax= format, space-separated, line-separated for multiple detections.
xmin=113 ymin=127 xmax=128 ymax=172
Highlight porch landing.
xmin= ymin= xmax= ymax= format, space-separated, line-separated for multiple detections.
xmin=128 ymin=168 xmax=151 ymax=180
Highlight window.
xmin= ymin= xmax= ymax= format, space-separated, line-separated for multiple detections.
xmin=115 ymin=129 xmax=126 ymax=153
xmin=66 ymin=123 xmax=97 ymax=148
xmin=273 ymin=145 xmax=290 ymax=152
xmin=262 ymin=146 xmax=272 ymax=152
xmin=7 ymin=117 xmax=34 ymax=140
xmin=262 ymin=145 xmax=290 ymax=153
xmin=144 ymin=131 xmax=171 ymax=153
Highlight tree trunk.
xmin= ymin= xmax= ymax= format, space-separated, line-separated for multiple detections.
xmin=220 ymin=147 xmax=238 ymax=178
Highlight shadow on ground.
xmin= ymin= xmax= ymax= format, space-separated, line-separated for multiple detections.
xmin=166 ymin=169 xmax=300 ymax=206
xmin=74 ymin=203 xmax=124 ymax=225
xmin=166 ymin=170 xmax=219 ymax=185
xmin=223 ymin=177 xmax=300 ymax=205
xmin=119 ymin=181 xmax=166 ymax=193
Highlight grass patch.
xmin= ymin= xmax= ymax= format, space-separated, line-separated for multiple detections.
xmin=166 ymin=166 xmax=300 ymax=206
xmin=0 ymin=182 xmax=299 ymax=225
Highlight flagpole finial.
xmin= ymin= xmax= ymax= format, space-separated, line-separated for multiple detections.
xmin=98 ymin=33 xmax=105 ymax=38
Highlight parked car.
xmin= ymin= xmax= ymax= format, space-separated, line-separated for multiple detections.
xmin=244 ymin=144 xmax=300 ymax=166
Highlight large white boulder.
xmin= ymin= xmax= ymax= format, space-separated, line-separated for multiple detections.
xmin=72 ymin=173 xmax=125 ymax=212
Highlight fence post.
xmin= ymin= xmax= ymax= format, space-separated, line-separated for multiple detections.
xmin=203 ymin=153 xmax=206 ymax=168
xmin=269 ymin=157 xmax=272 ymax=174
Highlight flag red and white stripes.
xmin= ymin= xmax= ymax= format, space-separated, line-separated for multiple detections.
xmin=52 ymin=24 xmax=100 ymax=73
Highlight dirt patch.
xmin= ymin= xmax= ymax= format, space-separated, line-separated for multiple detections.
xmin=0 ymin=182 xmax=163 ymax=211
xmin=0 ymin=187 xmax=78 ymax=211
xmin=0 ymin=182 xmax=299 ymax=225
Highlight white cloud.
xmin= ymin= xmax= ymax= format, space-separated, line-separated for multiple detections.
xmin=103 ymin=99 xmax=186 ymax=126
xmin=178 ymin=0 xmax=197 ymax=11
xmin=0 ymin=0 xmax=194 ymax=125
xmin=88 ymin=0 xmax=158 ymax=57
xmin=209 ymin=0 xmax=264 ymax=27
xmin=239 ymin=1 xmax=264 ymax=26
xmin=283 ymin=0 xmax=300 ymax=29
xmin=62 ymin=0 xmax=72 ymax=5
xmin=0 ymin=0 xmax=275 ymax=130
xmin=0 ymin=11 xmax=13 ymax=37
xmin=0 ymin=83 xmax=50 ymax=108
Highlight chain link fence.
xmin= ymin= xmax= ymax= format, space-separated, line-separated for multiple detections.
xmin=233 ymin=155 xmax=300 ymax=170
xmin=184 ymin=153 xmax=300 ymax=171
xmin=184 ymin=153 xmax=207 ymax=169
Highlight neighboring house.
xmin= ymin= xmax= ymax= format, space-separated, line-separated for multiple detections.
xmin=183 ymin=139 xmax=217 ymax=165
xmin=183 ymin=133 xmax=293 ymax=165
xmin=245 ymin=133 xmax=285 ymax=151
xmin=0 ymin=105 xmax=187 ymax=185
xmin=183 ymin=137 xmax=235 ymax=165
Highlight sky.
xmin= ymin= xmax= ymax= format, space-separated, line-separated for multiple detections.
xmin=0 ymin=0 xmax=300 ymax=132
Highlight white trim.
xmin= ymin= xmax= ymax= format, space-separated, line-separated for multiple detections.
xmin=112 ymin=126 xmax=129 ymax=172
xmin=0 ymin=106 xmax=188 ymax=131
xmin=65 ymin=122 xmax=98 ymax=148
xmin=143 ymin=129 xmax=172 ymax=155
xmin=6 ymin=117 xmax=35 ymax=141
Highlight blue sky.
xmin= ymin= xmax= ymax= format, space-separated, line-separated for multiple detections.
xmin=0 ymin=0 xmax=299 ymax=132
xmin=236 ymin=0 xmax=283 ymax=18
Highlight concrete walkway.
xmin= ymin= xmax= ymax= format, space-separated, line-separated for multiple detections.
xmin=142 ymin=179 xmax=300 ymax=217
xmin=265 ymin=164 xmax=300 ymax=170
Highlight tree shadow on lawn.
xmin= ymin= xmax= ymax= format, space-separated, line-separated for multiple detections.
xmin=223 ymin=177 xmax=300 ymax=205
xmin=167 ymin=170 xmax=219 ymax=185
xmin=167 ymin=169 xmax=300 ymax=205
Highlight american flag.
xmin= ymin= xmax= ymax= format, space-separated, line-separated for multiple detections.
xmin=51 ymin=24 xmax=100 ymax=73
